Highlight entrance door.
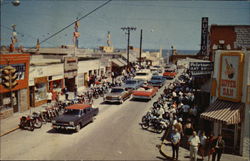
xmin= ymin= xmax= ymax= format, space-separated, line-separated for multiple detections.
xmin=65 ymin=77 xmax=76 ymax=92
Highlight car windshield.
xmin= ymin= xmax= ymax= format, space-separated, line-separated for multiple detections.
xmin=165 ymin=69 xmax=175 ymax=72
xmin=64 ymin=109 xmax=81 ymax=115
xmin=136 ymin=73 xmax=147 ymax=76
xmin=125 ymin=80 xmax=136 ymax=84
xmin=152 ymin=76 xmax=162 ymax=80
xmin=111 ymin=88 xmax=124 ymax=93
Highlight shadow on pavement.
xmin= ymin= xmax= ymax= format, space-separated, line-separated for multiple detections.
xmin=46 ymin=128 xmax=74 ymax=135
xmin=129 ymin=98 xmax=150 ymax=102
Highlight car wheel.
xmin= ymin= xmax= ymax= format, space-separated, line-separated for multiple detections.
xmin=75 ymin=124 xmax=81 ymax=132
xmin=120 ymin=99 xmax=124 ymax=104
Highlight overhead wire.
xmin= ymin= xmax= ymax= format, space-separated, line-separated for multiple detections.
xmin=39 ymin=0 xmax=112 ymax=46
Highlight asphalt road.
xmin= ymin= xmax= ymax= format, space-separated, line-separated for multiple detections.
xmin=0 ymin=77 xmax=177 ymax=160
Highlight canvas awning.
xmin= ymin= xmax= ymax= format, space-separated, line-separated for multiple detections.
xmin=118 ymin=58 xmax=127 ymax=66
xmin=200 ymin=99 xmax=244 ymax=125
xmin=111 ymin=59 xmax=124 ymax=67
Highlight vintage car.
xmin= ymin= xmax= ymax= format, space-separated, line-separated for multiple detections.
xmin=133 ymin=69 xmax=152 ymax=82
xmin=148 ymin=75 xmax=166 ymax=87
xmin=103 ymin=87 xmax=132 ymax=104
xmin=123 ymin=79 xmax=144 ymax=90
xmin=132 ymin=86 xmax=158 ymax=100
xmin=52 ymin=104 xmax=99 ymax=132
xmin=163 ymin=68 xmax=177 ymax=79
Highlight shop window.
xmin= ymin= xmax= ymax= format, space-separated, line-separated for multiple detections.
xmin=35 ymin=83 xmax=47 ymax=102
xmin=0 ymin=92 xmax=18 ymax=111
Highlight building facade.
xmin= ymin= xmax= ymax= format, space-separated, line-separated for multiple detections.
xmin=0 ymin=53 xmax=30 ymax=119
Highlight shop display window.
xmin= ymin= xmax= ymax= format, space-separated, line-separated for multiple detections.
xmin=0 ymin=92 xmax=18 ymax=111
xmin=35 ymin=83 xmax=47 ymax=101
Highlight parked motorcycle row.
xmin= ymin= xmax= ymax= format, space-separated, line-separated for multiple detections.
xmin=140 ymin=70 xmax=194 ymax=134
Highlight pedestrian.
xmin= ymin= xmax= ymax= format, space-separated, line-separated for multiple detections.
xmin=64 ymin=87 xmax=69 ymax=100
xmin=199 ymin=131 xmax=207 ymax=160
xmin=188 ymin=131 xmax=200 ymax=161
xmin=47 ymin=91 xmax=52 ymax=105
xmin=170 ymin=128 xmax=181 ymax=160
xmin=207 ymin=133 xmax=216 ymax=161
xmin=212 ymin=134 xmax=225 ymax=161
xmin=174 ymin=118 xmax=183 ymax=136
xmin=74 ymin=85 xmax=78 ymax=98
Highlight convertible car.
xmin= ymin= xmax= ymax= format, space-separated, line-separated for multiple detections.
xmin=132 ymin=86 xmax=158 ymax=100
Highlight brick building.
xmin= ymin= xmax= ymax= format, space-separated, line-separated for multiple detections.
xmin=209 ymin=25 xmax=250 ymax=60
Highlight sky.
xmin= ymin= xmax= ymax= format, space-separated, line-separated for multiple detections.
xmin=1 ymin=0 xmax=250 ymax=50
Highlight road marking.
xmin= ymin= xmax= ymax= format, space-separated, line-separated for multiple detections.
xmin=0 ymin=126 xmax=19 ymax=137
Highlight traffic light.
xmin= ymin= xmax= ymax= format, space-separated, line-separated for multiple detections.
xmin=1 ymin=65 xmax=18 ymax=89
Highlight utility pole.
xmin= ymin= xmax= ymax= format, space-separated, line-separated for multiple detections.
xmin=121 ymin=27 xmax=136 ymax=67
xmin=139 ymin=29 xmax=143 ymax=68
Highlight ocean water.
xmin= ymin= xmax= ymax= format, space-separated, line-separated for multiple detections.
xmin=144 ymin=49 xmax=199 ymax=57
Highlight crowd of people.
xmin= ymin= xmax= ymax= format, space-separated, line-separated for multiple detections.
xmin=154 ymin=71 xmax=225 ymax=161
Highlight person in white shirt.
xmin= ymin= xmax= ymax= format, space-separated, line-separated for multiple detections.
xmin=47 ymin=91 xmax=52 ymax=105
xmin=188 ymin=131 xmax=200 ymax=161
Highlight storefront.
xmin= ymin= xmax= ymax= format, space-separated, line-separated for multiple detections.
xmin=0 ymin=53 xmax=30 ymax=119
xmin=64 ymin=56 xmax=78 ymax=91
xmin=30 ymin=76 xmax=48 ymax=107
xmin=201 ymin=51 xmax=250 ymax=157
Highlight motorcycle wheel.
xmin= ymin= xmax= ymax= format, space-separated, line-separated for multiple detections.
xmin=99 ymin=93 xmax=104 ymax=97
xmin=34 ymin=119 xmax=42 ymax=128
xmin=29 ymin=122 xmax=35 ymax=131
xmin=155 ymin=125 xmax=164 ymax=134
xmin=140 ymin=122 xmax=149 ymax=129
xmin=94 ymin=94 xmax=99 ymax=99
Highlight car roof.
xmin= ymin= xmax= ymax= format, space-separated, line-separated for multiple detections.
xmin=65 ymin=104 xmax=91 ymax=110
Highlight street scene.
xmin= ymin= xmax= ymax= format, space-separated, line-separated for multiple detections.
xmin=1 ymin=0 xmax=250 ymax=161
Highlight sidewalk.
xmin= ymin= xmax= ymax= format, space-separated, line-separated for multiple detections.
xmin=158 ymin=140 xmax=249 ymax=161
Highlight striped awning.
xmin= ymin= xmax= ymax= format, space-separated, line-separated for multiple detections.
xmin=111 ymin=59 xmax=124 ymax=67
xmin=118 ymin=58 xmax=127 ymax=66
xmin=200 ymin=99 xmax=244 ymax=125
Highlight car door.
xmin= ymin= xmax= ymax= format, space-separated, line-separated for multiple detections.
xmin=84 ymin=108 xmax=93 ymax=123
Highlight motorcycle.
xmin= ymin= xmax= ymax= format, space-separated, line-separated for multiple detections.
xmin=19 ymin=114 xmax=42 ymax=131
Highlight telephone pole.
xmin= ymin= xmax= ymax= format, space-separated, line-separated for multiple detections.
xmin=121 ymin=26 xmax=136 ymax=67
xmin=139 ymin=29 xmax=143 ymax=67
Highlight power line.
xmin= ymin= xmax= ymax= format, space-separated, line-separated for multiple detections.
xmin=39 ymin=0 xmax=112 ymax=46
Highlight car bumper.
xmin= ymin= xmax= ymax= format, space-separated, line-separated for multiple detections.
xmin=132 ymin=95 xmax=151 ymax=100
xmin=104 ymin=98 xmax=122 ymax=103
xmin=52 ymin=125 xmax=76 ymax=130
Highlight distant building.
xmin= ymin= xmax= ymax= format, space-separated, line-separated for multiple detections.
xmin=209 ymin=25 xmax=250 ymax=61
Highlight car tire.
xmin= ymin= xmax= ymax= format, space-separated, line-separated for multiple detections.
xmin=75 ymin=124 xmax=81 ymax=132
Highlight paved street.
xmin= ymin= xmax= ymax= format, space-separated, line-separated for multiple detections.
xmin=0 ymin=80 xmax=172 ymax=160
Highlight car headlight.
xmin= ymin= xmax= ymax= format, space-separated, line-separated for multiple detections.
xmin=69 ymin=121 xmax=74 ymax=126
xmin=52 ymin=120 xmax=56 ymax=124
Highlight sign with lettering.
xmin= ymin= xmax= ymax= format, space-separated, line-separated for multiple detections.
xmin=189 ymin=62 xmax=214 ymax=75
xmin=218 ymin=52 xmax=244 ymax=102
xmin=200 ymin=17 xmax=209 ymax=56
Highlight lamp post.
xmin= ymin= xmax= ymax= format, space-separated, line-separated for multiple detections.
xmin=121 ymin=27 xmax=136 ymax=68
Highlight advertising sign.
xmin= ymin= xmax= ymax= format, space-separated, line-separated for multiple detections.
xmin=218 ymin=52 xmax=244 ymax=102
xmin=189 ymin=62 xmax=214 ymax=75
xmin=200 ymin=17 xmax=209 ymax=56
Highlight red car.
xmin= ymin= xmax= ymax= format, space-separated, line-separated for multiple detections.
xmin=132 ymin=86 xmax=158 ymax=100
xmin=163 ymin=69 xmax=177 ymax=79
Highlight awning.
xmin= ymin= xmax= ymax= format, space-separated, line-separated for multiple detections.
xmin=200 ymin=99 xmax=244 ymax=125
xmin=111 ymin=59 xmax=124 ymax=67
xmin=118 ymin=58 xmax=127 ymax=66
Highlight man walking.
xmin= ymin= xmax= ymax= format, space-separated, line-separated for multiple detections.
xmin=188 ymin=131 xmax=200 ymax=161
xmin=170 ymin=128 xmax=181 ymax=160
xmin=212 ymin=134 xmax=225 ymax=161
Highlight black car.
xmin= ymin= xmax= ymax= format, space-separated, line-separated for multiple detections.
xmin=52 ymin=104 xmax=99 ymax=132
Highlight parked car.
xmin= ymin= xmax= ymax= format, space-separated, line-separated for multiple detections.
xmin=52 ymin=104 xmax=99 ymax=132
xmin=124 ymin=79 xmax=144 ymax=90
xmin=148 ymin=75 xmax=166 ymax=87
xmin=132 ymin=86 xmax=158 ymax=100
xmin=103 ymin=87 xmax=132 ymax=104
xmin=134 ymin=69 xmax=152 ymax=82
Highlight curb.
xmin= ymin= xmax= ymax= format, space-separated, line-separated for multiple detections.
xmin=0 ymin=126 xmax=19 ymax=137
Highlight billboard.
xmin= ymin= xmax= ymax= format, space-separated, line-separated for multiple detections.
xmin=218 ymin=52 xmax=244 ymax=102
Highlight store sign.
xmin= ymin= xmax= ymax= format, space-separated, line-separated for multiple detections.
xmin=219 ymin=52 xmax=244 ymax=102
xmin=189 ymin=62 xmax=214 ymax=75
xmin=200 ymin=17 xmax=209 ymax=56
xmin=64 ymin=56 xmax=78 ymax=72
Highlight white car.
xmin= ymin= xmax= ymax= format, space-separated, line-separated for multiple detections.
xmin=134 ymin=69 xmax=152 ymax=82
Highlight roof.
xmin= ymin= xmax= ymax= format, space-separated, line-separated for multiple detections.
xmin=65 ymin=104 xmax=91 ymax=110
xmin=200 ymin=99 xmax=244 ymax=125
xmin=111 ymin=59 xmax=124 ymax=67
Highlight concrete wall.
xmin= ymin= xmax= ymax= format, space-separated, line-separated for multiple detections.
xmin=19 ymin=88 xmax=29 ymax=112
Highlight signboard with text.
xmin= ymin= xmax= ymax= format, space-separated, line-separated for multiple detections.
xmin=200 ymin=17 xmax=209 ymax=56
xmin=218 ymin=52 xmax=244 ymax=102
xmin=189 ymin=62 xmax=214 ymax=75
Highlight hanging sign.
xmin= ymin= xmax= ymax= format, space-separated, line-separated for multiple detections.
xmin=218 ymin=52 xmax=244 ymax=102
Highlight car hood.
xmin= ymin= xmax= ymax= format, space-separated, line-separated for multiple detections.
xmin=149 ymin=80 xmax=162 ymax=83
xmin=106 ymin=92 xmax=122 ymax=97
xmin=124 ymin=84 xmax=137 ymax=89
xmin=54 ymin=115 xmax=80 ymax=123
